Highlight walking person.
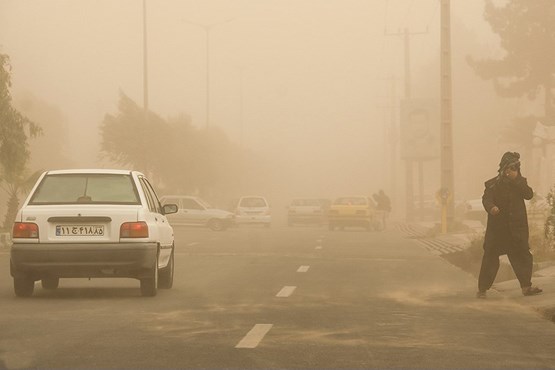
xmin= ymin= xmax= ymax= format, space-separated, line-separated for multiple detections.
xmin=373 ymin=189 xmax=391 ymax=230
xmin=477 ymin=152 xmax=542 ymax=298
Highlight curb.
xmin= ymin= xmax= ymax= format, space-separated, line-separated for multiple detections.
xmin=410 ymin=222 xmax=555 ymax=321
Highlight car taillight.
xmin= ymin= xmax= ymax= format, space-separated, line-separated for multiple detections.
xmin=12 ymin=222 xmax=39 ymax=238
xmin=120 ymin=222 xmax=149 ymax=238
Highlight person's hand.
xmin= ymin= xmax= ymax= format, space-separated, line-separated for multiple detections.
xmin=490 ymin=206 xmax=500 ymax=215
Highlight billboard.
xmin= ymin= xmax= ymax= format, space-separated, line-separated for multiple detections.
xmin=400 ymin=99 xmax=439 ymax=160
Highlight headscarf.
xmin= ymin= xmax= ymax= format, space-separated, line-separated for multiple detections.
xmin=498 ymin=151 xmax=520 ymax=175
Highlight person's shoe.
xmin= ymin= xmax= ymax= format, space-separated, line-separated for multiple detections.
xmin=522 ymin=286 xmax=543 ymax=296
xmin=476 ymin=290 xmax=487 ymax=299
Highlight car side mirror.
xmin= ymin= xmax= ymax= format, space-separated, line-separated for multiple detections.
xmin=162 ymin=204 xmax=178 ymax=215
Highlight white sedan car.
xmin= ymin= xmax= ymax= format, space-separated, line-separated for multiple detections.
xmin=10 ymin=169 xmax=178 ymax=297
xmin=233 ymin=195 xmax=271 ymax=227
xmin=159 ymin=195 xmax=235 ymax=231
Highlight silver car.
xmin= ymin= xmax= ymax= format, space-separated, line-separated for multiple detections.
xmin=160 ymin=195 xmax=235 ymax=231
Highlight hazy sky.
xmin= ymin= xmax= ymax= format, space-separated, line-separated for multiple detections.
xmin=0 ymin=0 xmax=497 ymax=199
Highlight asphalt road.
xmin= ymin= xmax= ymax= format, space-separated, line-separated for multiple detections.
xmin=1 ymin=224 xmax=555 ymax=368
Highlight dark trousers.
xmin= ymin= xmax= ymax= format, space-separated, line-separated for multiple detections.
xmin=478 ymin=248 xmax=533 ymax=291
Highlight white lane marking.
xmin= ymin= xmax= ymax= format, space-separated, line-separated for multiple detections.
xmin=276 ymin=286 xmax=296 ymax=297
xmin=187 ymin=242 xmax=200 ymax=247
xmin=297 ymin=265 xmax=310 ymax=273
xmin=235 ymin=324 xmax=273 ymax=348
xmin=315 ymin=246 xmax=323 ymax=250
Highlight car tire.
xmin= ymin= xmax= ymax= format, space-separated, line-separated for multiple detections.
xmin=14 ymin=277 xmax=34 ymax=297
xmin=158 ymin=249 xmax=174 ymax=289
xmin=140 ymin=255 xmax=158 ymax=297
xmin=41 ymin=277 xmax=59 ymax=290
xmin=208 ymin=219 xmax=224 ymax=231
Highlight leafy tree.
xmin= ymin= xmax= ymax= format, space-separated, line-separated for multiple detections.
xmin=100 ymin=92 xmax=245 ymax=200
xmin=0 ymin=53 xmax=42 ymax=229
xmin=15 ymin=93 xmax=73 ymax=170
xmin=468 ymin=0 xmax=555 ymax=121
xmin=100 ymin=91 xmax=171 ymax=177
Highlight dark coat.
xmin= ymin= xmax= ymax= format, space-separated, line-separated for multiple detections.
xmin=482 ymin=174 xmax=533 ymax=254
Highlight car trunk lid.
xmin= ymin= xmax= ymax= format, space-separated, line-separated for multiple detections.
xmin=21 ymin=205 xmax=140 ymax=243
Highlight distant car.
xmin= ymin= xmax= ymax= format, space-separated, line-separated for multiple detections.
xmin=234 ymin=196 xmax=271 ymax=227
xmin=328 ymin=196 xmax=382 ymax=231
xmin=287 ymin=198 xmax=330 ymax=226
xmin=10 ymin=169 xmax=178 ymax=297
xmin=159 ymin=195 xmax=235 ymax=231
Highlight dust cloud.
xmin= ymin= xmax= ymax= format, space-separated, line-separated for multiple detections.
xmin=0 ymin=0 xmax=532 ymax=216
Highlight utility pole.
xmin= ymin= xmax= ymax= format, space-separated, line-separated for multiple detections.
xmin=141 ymin=0 xmax=149 ymax=174
xmin=385 ymin=27 xmax=427 ymax=221
xmin=143 ymin=0 xmax=148 ymax=112
xmin=182 ymin=18 xmax=235 ymax=129
xmin=388 ymin=75 xmax=398 ymax=209
xmin=440 ymin=0 xmax=455 ymax=227
xmin=375 ymin=76 xmax=399 ymax=207
xmin=238 ymin=66 xmax=244 ymax=148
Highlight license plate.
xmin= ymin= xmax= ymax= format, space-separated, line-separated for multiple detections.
xmin=56 ymin=225 xmax=105 ymax=236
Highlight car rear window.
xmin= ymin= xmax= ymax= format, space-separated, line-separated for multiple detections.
xmin=239 ymin=197 xmax=267 ymax=207
xmin=292 ymin=199 xmax=321 ymax=206
xmin=29 ymin=174 xmax=140 ymax=205
xmin=334 ymin=197 xmax=368 ymax=206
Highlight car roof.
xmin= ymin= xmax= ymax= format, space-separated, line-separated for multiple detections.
xmin=45 ymin=169 xmax=138 ymax=176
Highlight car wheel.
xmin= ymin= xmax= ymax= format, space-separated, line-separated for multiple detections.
xmin=140 ymin=255 xmax=158 ymax=297
xmin=208 ymin=219 xmax=224 ymax=231
xmin=41 ymin=277 xmax=59 ymax=290
xmin=14 ymin=277 xmax=34 ymax=297
xmin=158 ymin=249 xmax=174 ymax=289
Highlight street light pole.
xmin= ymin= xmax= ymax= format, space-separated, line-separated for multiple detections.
xmin=143 ymin=0 xmax=148 ymax=112
xmin=182 ymin=18 xmax=235 ymax=129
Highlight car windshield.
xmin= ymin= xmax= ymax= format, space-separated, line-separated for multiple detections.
xmin=239 ymin=197 xmax=267 ymax=207
xmin=29 ymin=174 xmax=140 ymax=205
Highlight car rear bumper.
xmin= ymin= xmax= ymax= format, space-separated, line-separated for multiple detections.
xmin=10 ymin=242 xmax=158 ymax=280
xmin=288 ymin=214 xmax=326 ymax=223
xmin=328 ymin=216 xmax=371 ymax=226
xmin=236 ymin=215 xmax=271 ymax=224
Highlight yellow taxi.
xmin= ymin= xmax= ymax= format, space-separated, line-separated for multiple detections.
xmin=328 ymin=196 xmax=382 ymax=231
